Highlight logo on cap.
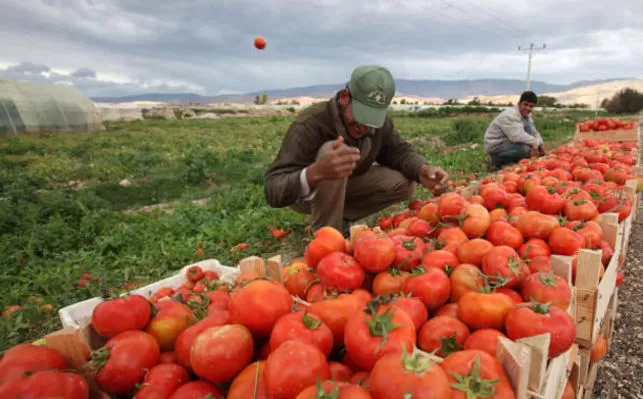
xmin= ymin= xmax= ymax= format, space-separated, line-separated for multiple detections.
xmin=366 ymin=90 xmax=387 ymax=106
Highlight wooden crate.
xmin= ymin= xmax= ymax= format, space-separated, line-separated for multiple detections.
xmin=573 ymin=121 xmax=639 ymax=143
xmin=574 ymin=289 xmax=619 ymax=399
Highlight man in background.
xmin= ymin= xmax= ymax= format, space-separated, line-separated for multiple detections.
xmin=484 ymin=90 xmax=546 ymax=170
xmin=264 ymin=65 xmax=449 ymax=236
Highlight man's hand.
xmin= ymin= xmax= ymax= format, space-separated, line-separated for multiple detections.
xmin=307 ymin=137 xmax=361 ymax=188
xmin=538 ymin=145 xmax=546 ymax=157
xmin=529 ymin=146 xmax=539 ymax=158
xmin=419 ymin=165 xmax=449 ymax=196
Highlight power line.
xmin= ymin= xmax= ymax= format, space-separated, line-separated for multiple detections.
xmin=518 ymin=43 xmax=547 ymax=90
xmin=433 ymin=0 xmax=524 ymax=39
xmin=457 ymin=0 xmax=531 ymax=38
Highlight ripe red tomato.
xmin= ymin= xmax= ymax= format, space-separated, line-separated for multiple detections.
xmin=190 ymin=324 xmax=254 ymax=383
xmin=565 ymin=199 xmax=599 ymax=221
xmin=482 ymin=187 xmax=510 ymax=210
xmin=391 ymin=235 xmax=427 ymax=271
xmin=435 ymin=303 xmax=460 ymax=319
xmin=457 ymin=238 xmax=494 ymax=266
xmin=372 ymin=269 xmax=410 ymax=296
xmin=317 ymin=252 xmax=365 ymax=291
xmin=518 ymin=238 xmax=551 ymax=259
xmin=254 ymin=36 xmax=266 ymax=49
xmin=403 ymin=266 xmax=451 ymax=313
xmin=304 ymin=227 xmax=346 ymax=268
xmin=168 ymin=381 xmax=224 ymax=399
xmin=353 ymin=234 xmax=396 ymax=273
xmin=264 ymin=340 xmax=331 ymax=399
xmin=229 ymin=279 xmax=293 ymax=337
xmin=457 ymin=292 xmax=514 ymax=331
xmin=517 ymin=211 xmax=559 ymax=240
xmin=462 ymin=203 xmax=491 ymax=238
xmin=482 ymin=246 xmax=530 ymax=289
xmin=505 ymin=302 xmax=576 ymax=358
xmin=419 ymin=202 xmax=441 ymax=225
xmin=440 ymin=350 xmax=515 ymax=398
xmin=94 ymin=330 xmax=161 ymax=395
xmin=418 ymin=316 xmax=471 ymax=357
xmin=590 ymin=334 xmax=608 ymax=362
xmin=206 ymin=290 xmax=231 ymax=312
xmin=527 ymin=255 xmax=552 ymax=274
xmin=526 ymin=185 xmax=566 ymax=215
xmin=296 ymin=381 xmax=371 ymax=399
xmin=0 ymin=344 xmax=67 ymax=386
xmin=0 ymin=370 xmax=89 ymax=399
xmin=438 ymin=192 xmax=466 ymax=222
xmin=269 ymin=312 xmax=333 ymax=357
xmin=186 ymin=265 xmax=205 ymax=282
xmin=391 ymin=295 xmax=429 ymax=330
xmin=134 ymin=363 xmax=190 ymax=399
xmin=496 ymin=288 xmax=523 ymax=305
xmin=174 ymin=311 xmax=230 ymax=370
xmin=438 ymin=227 xmax=469 ymax=247
xmin=549 ymin=227 xmax=585 ymax=256
xmin=307 ymin=294 xmax=364 ymax=348
xmin=328 ymin=361 xmax=354 ymax=382
xmin=521 ymin=271 xmax=572 ymax=310
xmin=403 ymin=217 xmax=433 ymax=238
xmin=344 ymin=304 xmax=417 ymax=371
xmin=369 ymin=350 xmax=452 ymax=398
xmin=486 ymin=221 xmax=524 ymax=250
xmin=228 ymin=361 xmax=268 ymax=399
xmin=450 ymin=263 xmax=484 ymax=302
xmin=284 ymin=267 xmax=316 ymax=299
xmin=158 ymin=351 xmax=177 ymax=364
xmin=92 ymin=294 xmax=152 ymax=338
xmin=464 ymin=329 xmax=508 ymax=357
xmin=422 ymin=250 xmax=460 ymax=274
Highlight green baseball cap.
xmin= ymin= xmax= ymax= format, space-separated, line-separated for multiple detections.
xmin=347 ymin=65 xmax=395 ymax=128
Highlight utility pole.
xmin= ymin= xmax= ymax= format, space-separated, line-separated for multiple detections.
xmin=518 ymin=43 xmax=546 ymax=91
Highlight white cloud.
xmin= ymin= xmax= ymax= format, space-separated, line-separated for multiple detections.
xmin=0 ymin=0 xmax=641 ymax=96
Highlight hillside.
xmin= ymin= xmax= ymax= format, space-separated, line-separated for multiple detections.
xmin=91 ymin=78 xmax=631 ymax=104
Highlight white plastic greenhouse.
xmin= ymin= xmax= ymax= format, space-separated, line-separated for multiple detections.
xmin=0 ymin=79 xmax=104 ymax=134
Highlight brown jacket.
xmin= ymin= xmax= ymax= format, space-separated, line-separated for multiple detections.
xmin=264 ymin=93 xmax=428 ymax=208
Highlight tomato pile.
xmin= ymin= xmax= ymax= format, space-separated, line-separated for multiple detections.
xmin=0 ymin=140 xmax=638 ymax=399
xmin=577 ymin=117 xmax=636 ymax=132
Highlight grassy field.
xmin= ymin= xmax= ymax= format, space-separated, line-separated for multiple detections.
xmin=0 ymin=108 xmax=598 ymax=350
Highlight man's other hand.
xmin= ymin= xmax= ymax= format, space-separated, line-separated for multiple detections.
xmin=307 ymin=137 xmax=361 ymax=187
xmin=419 ymin=165 xmax=449 ymax=196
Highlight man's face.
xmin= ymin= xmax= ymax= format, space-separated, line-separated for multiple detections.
xmin=518 ymin=101 xmax=536 ymax=117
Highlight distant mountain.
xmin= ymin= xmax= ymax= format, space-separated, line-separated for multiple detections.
xmin=91 ymin=78 xmax=633 ymax=104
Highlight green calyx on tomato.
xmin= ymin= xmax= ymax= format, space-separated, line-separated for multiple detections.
xmin=401 ymin=238 xmax=418 ymax=251
xmin=87 ymin=346 xmax=111 ymax=373
xmin=538 ymin=271 xmax=559 ymax=288
xmin=401 ymin=346 xmax=439 ymax=375
xmin=449 ymin=355 xmax=501 ymax=398
xmin=309 ymin=379 xmax=341 ymax=399
xmin=528 ymin=300 xmax=552 ymax=315
xmin=441 ymin=333 xmax=463 ymax=356
xmin=546 ymin=186 xmax=558 ymax=194
xmin=507 ymin=257 xmax=523 ymax=276
xmin=302 ymin=312 xmax=322 ymax=330
xmin=410 ymin=266 xmax=427 ymax=277
xmin=364 ymin=302 xmax=403 ymax=350
xmin=477 ymin=272 xmax=510 ymax=293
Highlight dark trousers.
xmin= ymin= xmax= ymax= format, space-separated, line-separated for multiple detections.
xmin=489 ymin=142 xmax=531 ymax=169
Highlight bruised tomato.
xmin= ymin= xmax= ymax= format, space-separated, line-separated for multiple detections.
xmin=461 ymin=203 xmax=491 ymax=238
xmin=369 ymin=349 xmax=452 ymax=398
xmin=392 ymin=235 xmax=427 ymax=271
xmin=307 ymin=294 xmax=364 ymax=348
xmin=450 ymin=263 xmax=484 ymax=302
xmin=229 ymin=279 xmax=293 ymax=337
xmin=418 ymin=316 xmax=471 ymax=357
xmin=438 ymin=192 xmax=466 ymax=223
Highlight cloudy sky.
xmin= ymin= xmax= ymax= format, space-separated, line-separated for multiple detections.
xmin=1 ymin=0 xmax=642 ymax=97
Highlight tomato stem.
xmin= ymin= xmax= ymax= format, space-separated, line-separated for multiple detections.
xmin=450 ymin=355 xmax=501 ymax=398
xmin=401 ymin=346 xmax=438 ymax=374
xmin=538 ymin=270 xmax=559 ymax=287
xmin=302 ymin=312 xmax=322 ymax=330
xmin=364 ymin=303 xmax=403 ymax=351
xmin=441 ymin=333 xmax=463 ymax=356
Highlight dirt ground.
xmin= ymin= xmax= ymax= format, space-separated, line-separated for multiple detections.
xmin=592 ymin=213 xmax=643 ymax=398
